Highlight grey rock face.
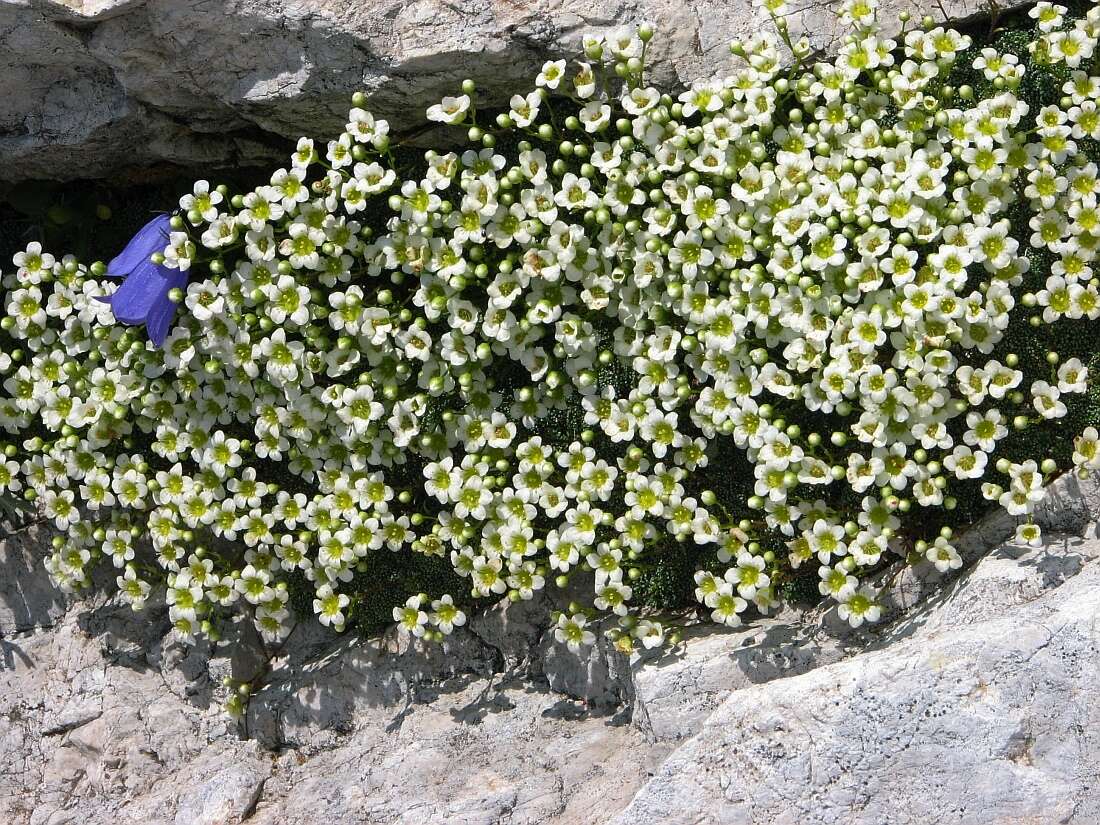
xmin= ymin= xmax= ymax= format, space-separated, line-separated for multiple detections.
xmin=0 ymin=520 xmax=67 ymax=635
xmin=0 ymin=0 xmax=1011 ymax=182
xmin=613 ymin=540 xmax=1100 ymax=825
xmin=3 ymin=474 xmax=1099 ymax=824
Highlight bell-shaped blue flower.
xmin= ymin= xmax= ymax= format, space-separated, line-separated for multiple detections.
xmin=98 ymin=214 xmax=187 ymax=347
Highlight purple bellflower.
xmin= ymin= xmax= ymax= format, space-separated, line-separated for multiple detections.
xmin=98 ymin=214 xmax=187 ymax=347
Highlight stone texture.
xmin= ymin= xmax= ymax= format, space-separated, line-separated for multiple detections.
xmin=0 ymin=0 xmax=1021 ymax=182
xmin=0 ymin=576 xmax=267 ymax=825
xmin=612 ymin=536 xmax=1100 ymax=825
xmin=0 ymin=520 xmax=68 ymax=635
xmin=3 ymin=474 xmax=1099 ymax=824
xmin=630 ymin=610 xmax=851 ymax=743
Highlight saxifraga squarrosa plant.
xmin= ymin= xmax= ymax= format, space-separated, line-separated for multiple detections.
xmin=3 ymin=0 xmax=1100 ymax=708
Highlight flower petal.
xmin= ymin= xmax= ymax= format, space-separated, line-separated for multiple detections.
xmin=145 ymin=270 xmax=188 ymax=347
xmin=102 ymin=259 xmax=169 ymax=323
xmin=107 ymin=214 xmax=172 ymax=277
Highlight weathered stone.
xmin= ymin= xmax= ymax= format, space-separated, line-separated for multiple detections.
xmin=172 ymin=750 xmax=269 ymax=825
xmin=611 ymin=534 xmax=1100 ymax=825
xmin=245 ymin=620 xmax=500 ymax=751
xmin=0 ymin=593 xmax=258 ymax=825
xmin=0 ymin=0 xmax=1025 ymax=182
xmin=630 ymin=610 xmax=847 ymax=743
xmin=0 ymin=520 xmax=67 ymax=635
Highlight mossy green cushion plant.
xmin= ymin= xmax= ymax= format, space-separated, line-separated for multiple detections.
xmin=2 ymin=0 xmax=1100 ymax=685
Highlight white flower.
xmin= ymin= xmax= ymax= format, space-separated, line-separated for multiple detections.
xmin=837 ymin=586 xmax=881 ymax=628
xmin=1073 ymin=427 xmax=1100 ymax=471
xmin=1015 ymin=522 xmax=1043 ymax=547
xmin=818 ymin=565 xmax=858 ymax=601
xmin=709 ymin=582 xmax=748 ymax=627
xmin=118 ymin=567 xmax=152 ymax=611
xmin=536 ymin=60 xmax=566 ymax=89
xmin=13 ymin=242 xmax=55 ymax=284
xmin=943 ymin=445 xmax=988 ymax=481
xmin=236 ymin=564 xmax=274 ymax=604
xmin=1031 ymin=380 xmax=1067 ymax=419
xmin=314 ymin=585 xmax=350 ymax=630
xmin=162 ymin=231 xmax=196 ymax=271
xmin=426 ymin=94 xmax=471 ymax=124
xmin=554 ymin=612 xmax=596 ymax=651
xmin=632 ymin=619 xmax=665 ymax=649
xmin=926 ymin=538 xmax=962 ymax=573
xmin=508 ymin=91 xmax=542 ymax=128
xmin=180 ymin=179 xmax=224 ymax=222
xmin=430 ymin=595 xmax=467 ymax=634
xmin=725 ymin=551 xmax=770 ymax=599
xmin=1057 ymin=358 xmax=1087 ymax=393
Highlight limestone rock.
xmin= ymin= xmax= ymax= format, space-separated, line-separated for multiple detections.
xmin=612 ymin=534 xmax=1100 ymax=825
xmin=630 ymin=610 xmax=848 ymax=743
xmin=0 ymin=581 xmax=267 ymax=825
xmin=0 ymin=520 xmax=67 ymax=635
xmin=0 ymin=0 xmax=1019 ymax=182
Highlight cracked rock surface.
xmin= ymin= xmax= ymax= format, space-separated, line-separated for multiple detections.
xmin=2 ymin=473 xmax=1099 ymax=824
xmin=0 ymin=0 xmax=1018 ymax=182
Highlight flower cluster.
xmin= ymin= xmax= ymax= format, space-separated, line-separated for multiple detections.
xmin=2 ymin=0 xmax=1099 ymax=653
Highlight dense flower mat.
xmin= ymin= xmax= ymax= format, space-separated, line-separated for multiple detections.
xmin=2 ymin=1 xmax=1100 ymax=687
